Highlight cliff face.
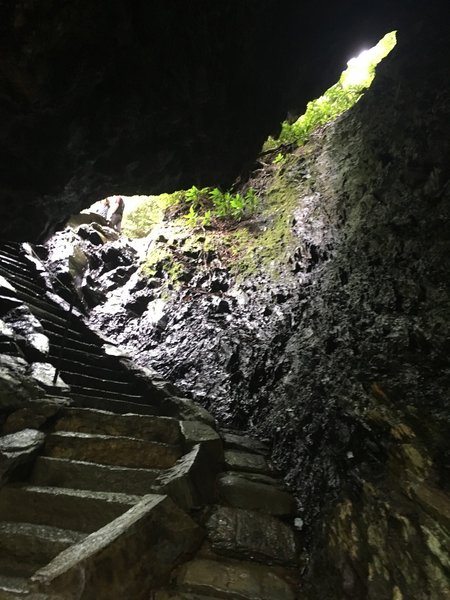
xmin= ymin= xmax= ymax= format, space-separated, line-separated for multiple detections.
xmin=42 ymin=20 xmax=450 ymax=600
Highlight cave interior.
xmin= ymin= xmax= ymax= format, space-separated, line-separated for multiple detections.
xmin=0 ymin=2 xmax=449 ymax=600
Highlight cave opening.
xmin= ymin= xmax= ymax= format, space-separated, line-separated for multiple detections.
xmin=69 ymin=30 xmax=398 ymax=255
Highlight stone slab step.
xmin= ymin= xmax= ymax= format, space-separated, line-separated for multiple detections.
xmin=57 ymin=360 xmax=132 ymax=381
xmin=176 ymin=558 xmax=297 ymax=600
xmin=155 ymin=592 xmax=225 ymax=600
xmin=44 ymin=326 xmax=104 ymax=356
xmin=68 ymin=393 xmax=159 ymax=416
xmin=54 ymin=360 xmax=137 ymax=386
xmin=47 ymin=331 xmax=105 ymax=355
xmin=27 ymin=305 xmax=79 ymax=331
xmin=41 ymin=355 xmax=132 ymax=382
xmin=10 ymin=290 xmax=77 ymax=324
xmin=44 ymin=431 xmax=182 ymax=469
xmin=221 ymin=431 xmax=270 ymax=456
xmin=64 ymin=384 xmax=145 ymax=403
xmin=0 ymin=249 xmax=29 ymax=265
xmin=0 ymin=522 xmax=85 ymax=576
xmin=31 ymin=495 xmax=204 ymax=600
xmin=0 ymin=485 xmax=139 ymax=533
xmin=0 ymin=259 xmax=39 ymax=285
xmin=224 ymin=450 xmax=272 ymax=475
xmin=0 ymin=341 xmax=19 ymax=355
xmin=0 ymin=246 xmax=28 ymax=260
xmin=31 ymin=456 xmax=160 ymax=495
xmin=55 ymin=407 xmax=181 ymax=444
xmin=0 ymin=269 xmax=47 ymax=297
xmin=0 ymin=574 xmax=29 ymax=598
xmin=38 ymin=315 xmax=106 ymax=346
xmin=59 ymin=370 xmax=140 ymax=394
xmin=48 ymin=346 xmax=121 ymax=369
xmin=205 ymin=506 xmax=298 ymax=566
xmin=217 ymin=472 xmax=296 ymax=517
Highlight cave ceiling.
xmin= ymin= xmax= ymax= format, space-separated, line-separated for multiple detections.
xmin=0 ymin=0 xmax=428 ymax=241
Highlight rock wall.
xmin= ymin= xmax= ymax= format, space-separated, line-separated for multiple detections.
xmin=41 ymin=19 xmax=450 ymax=600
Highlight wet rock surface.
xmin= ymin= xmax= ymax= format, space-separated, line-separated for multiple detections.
xmin=37 ymin=22 xmax=450 ymax=600
xmin=205 ymin=505 xmax=297 ymax=565
xmin=0 ymin=242 xmax=302 ymax=599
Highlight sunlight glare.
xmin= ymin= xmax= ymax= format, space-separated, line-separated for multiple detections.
xmin=341 ymin=31 xmax=397 ymax=89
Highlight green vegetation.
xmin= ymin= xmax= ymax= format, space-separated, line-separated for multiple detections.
xmin=122 ymin=32 xmax=397 ymax=290
xmin=121 ymin=194 xmax=176 ymax=238
xmin=264 ymin=31 xmax=397 ymax=150
xmin=123 ymin=186 xmax=260 ymax=241
xmin=273 ymin=152 xmax=286 ymax=165
xmin=141 ymin=244 xmax=185 ymax=283
xmin=181 ymin=185 xmax=259 ymax=226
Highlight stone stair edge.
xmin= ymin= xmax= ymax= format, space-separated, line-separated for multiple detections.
xmin=30 ymin=493 xmax=204 ymax=599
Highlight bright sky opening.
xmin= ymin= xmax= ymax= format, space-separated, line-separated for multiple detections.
xmin=341 ymin=31 xmax=397 ymax=89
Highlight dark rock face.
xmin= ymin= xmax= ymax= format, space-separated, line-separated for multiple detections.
xmin=42 ymin=20 xmax=450 ymax=599
xmin=0 ymin=1 xmax=421 ymax=242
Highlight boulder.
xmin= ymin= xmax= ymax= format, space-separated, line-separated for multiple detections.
xmin=0 ymin=429 xmax=45 ymax=484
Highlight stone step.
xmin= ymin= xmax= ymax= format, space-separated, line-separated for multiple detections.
xmin=9 ymin=289 xmax=74 ymax=323
xmin=46 ymin=330 xmax=105 ymax=355
xmin=59 ymin=370 xmax=140 ymax=395
xmin=175 ymin=558 xmax=297 ymax=600
xmin=0 ymin=574 xmax=30 ymax=598
xmin=31 ymin=456 xmax=160 ymax=495
xmin=0 ymin=268 xmax=47 ymax=297
xmin=155 ymin=593 xmax=224 ymax=600
xmin=224 ymin=449 xmax=273 ymax=475
xmin=44 ymin=431 xmax=182 ymax=469
xmin=217 ymin=472 xmax=296 ymax=517
xmin=0 ymin=521 xmax=85 ymax=576
xmin=0 ymin=485 xmax=139 ymax=533
xmin=27 ymin=304 xmax=80 ymax=331
xmin=31 ymin=495 xmax=204 ymax=600
xmin=221 ymin=431 xmax=270 ymax=456
xmin=0 ymin=246 xmax=27 ymax=261
xmin=0 ymin=258 xmax=39 ymax=285
xmin=47 ymin=344 xmax=128 ymax=370
xmin=68 ymin=393 xmax=159 ymax=416
xmin=39 ymin=317 xmax=98 ymax=343
xmin=204 ymin=506 xmax=298 ymax=566
xmin=57 ymin=357 xmax=134 ymax=382
xmin=65 ymin=384 xmax=145 ymax=403
xmin=55 ymin=407 xmax=181 ymax=444
xmin=48 ymin=348 xmax=128 ymax=373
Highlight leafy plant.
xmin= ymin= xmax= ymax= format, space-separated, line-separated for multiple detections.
xmin=184 ymin=186 xmax=210 ymax=213
xmin=178 ymin=185 xmax=259 ymax=226
xmin=185 ymin=204 xmax=198 ymax=227
xmin=202 ymin=210 xmax=212 ymax=227
xmin=121 ymin=194 xmax=173 ymax=239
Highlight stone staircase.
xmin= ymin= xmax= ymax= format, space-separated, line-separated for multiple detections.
xmin=154 ymin=430 xmax=301 ymax=600
xmin=0 ymin=242 xmax=302 ymax=599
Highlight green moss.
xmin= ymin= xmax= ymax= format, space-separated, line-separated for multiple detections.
xmin=219 ymin=175 xmax=300 ymax=281
xmin=122 ymin=194 xmax=176 ymax=239
xmin=127 ymin=149 xmax=305 ymax=287
xmin=140 ymin=245 xmax=172 ymax=277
